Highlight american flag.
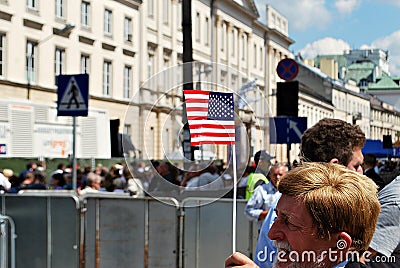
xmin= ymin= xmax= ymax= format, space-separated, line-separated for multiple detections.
xmin=184 ymin=90 xmax=235 ymax=146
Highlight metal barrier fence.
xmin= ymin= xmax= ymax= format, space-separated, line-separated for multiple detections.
xmin=0 ymin=192 xmax=81 ymax=268
xmin=182 ymin=198 xmax=257 ymax=268
xmin=0 ymin=213 xmax=16 ymax=268
xmin=0 ymin=192 xmax=257 ymax=268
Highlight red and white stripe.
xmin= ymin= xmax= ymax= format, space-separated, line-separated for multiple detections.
xmin=184 ymin=90 xmax=235 ymax=146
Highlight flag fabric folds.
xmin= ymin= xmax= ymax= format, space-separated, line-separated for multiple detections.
xmin=184 ymin=90 xmax=235 ymax=146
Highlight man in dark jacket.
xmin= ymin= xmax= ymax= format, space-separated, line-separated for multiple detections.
xmin=363 ymin=153 xmax=386 ymax=191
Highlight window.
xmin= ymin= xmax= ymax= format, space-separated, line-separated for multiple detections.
xmin=195 ymin=12 xmax=200 ymax=42
xmin=163 ymin=128 xmax=170 ymax=154
xmin=231 ymin=28 xmax=235 ymax=57
xmin=148 ymin=53 xmax=154 ymax=79
xmin=124 ymin=17 xmax=132 ymax=42
xmin=147 ymin=46 xmax=156 ymax=89
xmin=103 ymin=61 xmax=112 ymax=96
xmin=26 ymin=40 xmax=37 ymax=83
xmin=163 ymin=57 xmax=170 ymax=90
xmin=148 ymin=0 xmax=153 ymax=17
xmin=104 ymin=9 xmax=112 ymax=35
xmin=205 ymin=17 xmax=209 ymax=46
xmin=124 ymin=124 xmax=131 ymax=136
xmin=177 ymin=5 xmax=182 ymax=30
xmin=220 ymin=22 xmax=225 ymax=52
xmin=163 ymin=0 xmax=169 ymax=25
xmin=81 ymin=54 xmax=90 ymax=74
xmin=27 ymin=0 xmax=37 ymax=9
xmin=55 ymin=48 xmax=65 ymax=82
xmin=0 ymin=33 xmax=4 ymax=77
xmin=253 ymin=44 xmax=257 ymax=68
xmin=81 ymin=1 xmax=90 ymax=27
xmin=55 ymin=0 xmax=64 ymax=18
xmin=241 ymin=34 xmax=246 ymax=60
xmin=123 ymin=65 xmax=132 ymax=99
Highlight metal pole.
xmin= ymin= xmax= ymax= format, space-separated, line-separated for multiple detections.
xmin=72 ymin=116 xmax=77 ymax=190
xmin=198 ymin=63 xmax=204 ymax=161
xmin=0 ymin=214 xmax=16 ymax=268
xmin=182 ymin=0 xmax=194 ymax=165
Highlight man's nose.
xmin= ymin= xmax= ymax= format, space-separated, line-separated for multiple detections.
xmin=268 ymin=220 xmax=285 ymax=241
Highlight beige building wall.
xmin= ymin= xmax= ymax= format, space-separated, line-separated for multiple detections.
xmin=0 ymin=0 xmax=292 ymax=161
xmin=319 ymin=58 xmax=338 ymax=80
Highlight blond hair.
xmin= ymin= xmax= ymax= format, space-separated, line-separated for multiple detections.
xmin=278 ymin=162 xmax=380 ymax=252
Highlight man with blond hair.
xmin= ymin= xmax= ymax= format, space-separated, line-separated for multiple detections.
xmin=226 ymin=163 xmax=381 ymax=268
xmin=226 ymin=118 xmax=369 ymax=267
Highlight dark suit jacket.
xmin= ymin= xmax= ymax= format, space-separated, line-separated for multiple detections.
xmin=364 ymin=168 xmax=386 ymax=191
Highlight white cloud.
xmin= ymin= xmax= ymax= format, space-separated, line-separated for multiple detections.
xmin=299 ymin=37 xmax=351 ymax=59
xmin=370 ymin=30 xmax=400 ymax=76
xmin=255 ymin=0 xmax=332 ymax=31
xmin=254 ymin=0 xmax=400 ymax=75
xmin=334 ymin=0 xmax=361 ymax=15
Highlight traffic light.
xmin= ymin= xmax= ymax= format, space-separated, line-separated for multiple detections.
xmin=277 ymin=81 xmax=299 ymax=117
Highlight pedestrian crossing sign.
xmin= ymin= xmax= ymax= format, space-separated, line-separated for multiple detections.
xmin=57 ymin=74 xmax=89 ymax=116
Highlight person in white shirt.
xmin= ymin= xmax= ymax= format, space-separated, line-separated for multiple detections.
xmin=79 ymin=172 xmax=101 ymax=195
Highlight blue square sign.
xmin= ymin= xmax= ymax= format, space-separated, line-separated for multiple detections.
xmin=270 ymin=117 xmax=307 ymax=144
xmin=57 ymin=74 xmax=89 ymax=116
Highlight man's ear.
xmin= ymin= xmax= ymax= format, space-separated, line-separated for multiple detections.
xmin=336 ymin=232 xmax=352 ymax=251
xmin=329 ymin=158 xmax=340 ymax=165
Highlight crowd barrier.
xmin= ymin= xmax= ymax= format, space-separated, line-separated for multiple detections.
xmin=0 ymin=192 xmax=257 ymax=268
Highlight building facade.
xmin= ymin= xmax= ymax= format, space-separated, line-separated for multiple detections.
xmin=1 ymin=1 xmax=398 ymax=163
xmin=0 ymin=0 xmax=294 ymax=162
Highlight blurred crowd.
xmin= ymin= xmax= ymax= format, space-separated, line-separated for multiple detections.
xmin=1 ymin=156 xmax=399 ymax=198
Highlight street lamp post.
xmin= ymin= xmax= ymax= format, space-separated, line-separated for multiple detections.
xmin=26 ymin=23 xmax=75 ymax=100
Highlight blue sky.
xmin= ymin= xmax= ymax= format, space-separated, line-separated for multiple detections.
xmin=254 ymin=0 xmax=400 ymax=76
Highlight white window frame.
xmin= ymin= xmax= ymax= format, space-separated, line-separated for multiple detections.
xmin=104 ymin=9 xmax=112 ymax=35
xmin=220 ymin=22 xmax=225 ymax=52
xmin=163 ymin=0 xmax=169 ymax=25
xmin=27 ymin=0 xmax=37 ymax=9
xmin=147 ymin=53 xmax=154 ymax=79
xmin=163 ymin=57 xmax=170 ymax=90
xmin=55 ymin=47 xmax=65 ymax=82
xmin=81 ymin=1 xmax=90 ymax=27
xmin=148 ymin=0 xmax=153 ymax=17
xmin=26 ymin=40 xmax=37 ymax=83
xmin=103 ymin=60 xmax=112 ymax=96
xmin=241 ymin=34 xmax=246 ymax=61
xmin=81 ymin=54 xmax=90 ymax=74
xmin=55 ymin=0 xmax=64 ymax=18
xmin=0 ymin=33 xmax=5 ymax=77
xmin=124 ymin=16 xmax=132 ymax=42
xmin=205 ymin=17 xmax=209 ymax=46
xmin=195 ymin=12 xmax=200 ymax=42
xmin=231 ymin=28 xmax=236 ymax=57
xmin=123 ymin=65 xmax=132 ymax=99
xmin=253 ymin=44 xmax=257 ymax=68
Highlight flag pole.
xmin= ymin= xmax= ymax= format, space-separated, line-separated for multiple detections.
xmin=232 ymin=143 xmax=238 ymax=253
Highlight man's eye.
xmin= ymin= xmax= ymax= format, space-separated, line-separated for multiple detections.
xmin=284 ymin=218 xmax=300 ymax=230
